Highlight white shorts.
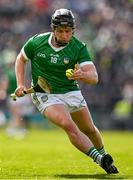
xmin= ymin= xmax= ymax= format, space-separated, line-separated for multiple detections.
xmin=31 ymin=90 xmax=87 ymax=114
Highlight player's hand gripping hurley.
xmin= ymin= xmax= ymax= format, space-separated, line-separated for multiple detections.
xmin=10 ymin=76 xmax=51 ymax=101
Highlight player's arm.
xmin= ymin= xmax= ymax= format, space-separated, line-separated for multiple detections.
xmin=15 ymin=52 xmax=27 ymax=97
xmin=15 ymin=36 xmax=34 ymax=97
xmin=69 ymin=63 xmax=98 ymax=84
xmin=78 ymin=63 xmax=98 ymax=84
xmin=69 ymin=43 xmax=98 ymax=84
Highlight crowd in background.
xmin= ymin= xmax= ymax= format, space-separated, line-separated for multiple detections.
xmin=0 ymin=0 xmax=133 ymax=133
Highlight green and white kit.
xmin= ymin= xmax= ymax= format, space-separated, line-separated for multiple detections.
xmin=21 ymin=32 xmax=93 ymax=94
xmin=21 ymin=32 xmax=93 ymax=112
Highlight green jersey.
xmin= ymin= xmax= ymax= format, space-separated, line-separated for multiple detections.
xmin=21 ymin=32 xmax=93 ymax=94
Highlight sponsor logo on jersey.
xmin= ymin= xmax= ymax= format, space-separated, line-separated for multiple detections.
xmin=63 ymin=57 xmax=70 ymax=64
xmin=50 ymin=54 xmax=59 ymax=57
xmin=37 ymin=52 xmax=46 ymax=58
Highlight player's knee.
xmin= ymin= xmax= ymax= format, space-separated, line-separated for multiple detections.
xmin=84 ymin=125 xmax=97 ymax=135
xmin=63 ymin=122 xmax=79 ymax=140
xmin=61 ymin=119 xmax=76 ymax=133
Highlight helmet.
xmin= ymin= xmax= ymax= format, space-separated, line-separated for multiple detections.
xmin=51 ymin=9 xmax=75 ymax=29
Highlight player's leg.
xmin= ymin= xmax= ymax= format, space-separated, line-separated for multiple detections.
xmin=32 ymin=93 xmax=118 ymax=173
xmin=43 ymin=104 xmax=103 ymax=164
xmin=71 ymin=107 xmax=119 ymax=173
xmin=44 ymin=104 xmax=119 ymax=173
xmin=44 ymin=104 xmax=94 ymax=152
xmin=71 ymin=106 xmax=105 ymax=151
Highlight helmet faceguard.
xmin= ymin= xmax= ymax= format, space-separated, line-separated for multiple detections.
xmin=51 ymin=9 xmax=75 ymax=29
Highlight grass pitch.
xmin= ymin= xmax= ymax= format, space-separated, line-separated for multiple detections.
xmin=0 ymin=129 xmax=133 ymax=179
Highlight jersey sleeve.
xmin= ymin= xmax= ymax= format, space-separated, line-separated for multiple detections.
xmin=78 ymin=44 xmax=93 ymax=66
xmin=21 ymin=36 xmax=34 ymax=61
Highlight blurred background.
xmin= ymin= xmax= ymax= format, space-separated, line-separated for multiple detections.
xmin=0 ymin=0 xmax=133 ymax=138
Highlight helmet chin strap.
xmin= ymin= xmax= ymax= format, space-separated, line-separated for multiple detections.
xmin=54 ymin=36 xmax=68 ymax=47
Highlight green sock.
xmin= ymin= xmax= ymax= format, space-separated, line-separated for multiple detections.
xmin=97 ymin=146 xmax=106 ymax=156
xmin=86 ymin=147 xmax=102 ymax=165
